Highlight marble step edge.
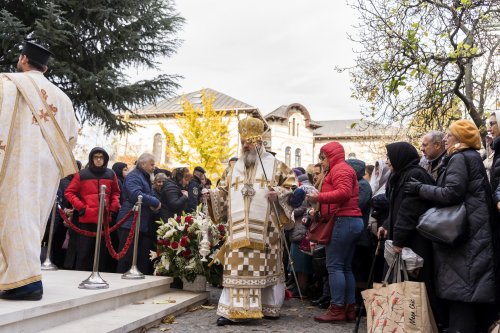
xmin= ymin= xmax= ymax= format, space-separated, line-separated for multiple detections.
xmin=0 ymin=276 xmax=174 ymax=327
xmin=38 ymin=290 xmax=209 ymax=333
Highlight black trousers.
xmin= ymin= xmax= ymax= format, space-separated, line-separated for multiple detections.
xmin=74 ymin=222 xmax=116 ymax=272
xmin=116 ymin=228 xmax=155 ymax=275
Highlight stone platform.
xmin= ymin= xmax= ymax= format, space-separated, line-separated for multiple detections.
xmin=0 ymin=270 xmax=208 ymax=333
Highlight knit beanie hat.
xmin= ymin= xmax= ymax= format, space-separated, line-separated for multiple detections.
xmin=449 ymin=119 xmax=481 ymax=150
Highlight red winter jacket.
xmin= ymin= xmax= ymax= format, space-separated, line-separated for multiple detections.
xmin=318 ymin=142 xmax=362 ymax=219
xmin=65 ymin=168 xmax=121 ymax=223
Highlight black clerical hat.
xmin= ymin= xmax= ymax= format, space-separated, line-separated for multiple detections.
xmin=21 ymin=41 xmax=53 ymax=68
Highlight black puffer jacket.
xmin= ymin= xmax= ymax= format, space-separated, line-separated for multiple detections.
xmin=383 ymin=143 xmax=435 ymax=250
xmin=160 ymin=179 xmax=188 ymax=221
xmin=418 ymin=149 xmax=495 ymax=303
xmin=491 ymin=137 xmax=500 ymax=203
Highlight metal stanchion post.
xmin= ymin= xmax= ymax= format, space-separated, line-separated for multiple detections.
xmin=79 ymin=185 xmax=109 ymax=289
xmin=122 ymin=195 xmax=144 ymax=279
xmin=41 ymin=199 xmax=58 ymax=271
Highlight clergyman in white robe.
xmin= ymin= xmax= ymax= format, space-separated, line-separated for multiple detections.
xmin=0 ymin=62 xmax=78 ymax=291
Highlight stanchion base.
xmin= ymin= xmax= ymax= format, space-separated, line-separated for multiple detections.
xmin=41 ymin=260 xmax=58 ymax=271
xmin=79 ymin=272 xmax=109 ymax=289
xmin=122 ymin=266 xmax=145 ymax=280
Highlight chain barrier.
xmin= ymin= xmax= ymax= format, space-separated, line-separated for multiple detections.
xmin=58 ymin=204 xmax=139 ymax=260
xmin=103 ymin=209 xmax=139 ymax=260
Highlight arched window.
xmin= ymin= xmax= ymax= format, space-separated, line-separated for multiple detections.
xmin=152 ymin=133 xmax=163 ymax=163
xmin=285 ymin=147 xmax=291 ymax=166
xmin=292 ymin=118 xmax=296 ymax=136
xmin=295 ymin=148 xmax=301 ymax=167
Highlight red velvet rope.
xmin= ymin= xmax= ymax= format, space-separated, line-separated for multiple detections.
xmin=103 ymin=211 xmax=138 ymax=259
xmin=58 ymin=205 xmax=139 ymax=260
xmin=58 ymin=207 xmax=135 ymax=236
xmin=58 ymin=207 xmax=97 ymax=237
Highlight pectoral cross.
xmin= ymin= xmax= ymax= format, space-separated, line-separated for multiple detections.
xmin=0 ymin=140 xmax=5 ymax=151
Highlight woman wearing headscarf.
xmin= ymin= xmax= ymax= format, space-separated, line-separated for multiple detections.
xmin=307 ymin=142 xmax=363 ymax=323
xmin=112 ymin=162 xmax=129 ymax=205
xmin=377 ymin=142 xmax=440 ymax=326
xmin=403 ymin=120 xmax=496 ymax=332
xmin=159 ymin=167 xmax=190 ymax=221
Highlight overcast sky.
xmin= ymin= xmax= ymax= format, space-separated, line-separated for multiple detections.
xmin=129 ymin=0 xmax=362 ymax=121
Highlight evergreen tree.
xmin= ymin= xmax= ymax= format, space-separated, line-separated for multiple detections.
xmin=160 ymin=90 xmax=237 ymax=179
xmin=0 ymin=0 xmax=184 ymax=133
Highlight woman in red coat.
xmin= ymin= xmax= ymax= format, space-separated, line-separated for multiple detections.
xmin=307 ymin=141 xmax=363 ymax=323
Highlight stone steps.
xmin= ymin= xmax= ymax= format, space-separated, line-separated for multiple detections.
xmin=0 ymin=270 xmax=208 ymax=333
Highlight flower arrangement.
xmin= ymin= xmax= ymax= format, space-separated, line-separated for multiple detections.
xmin=151 ymin=208 xmax=226 ymax=284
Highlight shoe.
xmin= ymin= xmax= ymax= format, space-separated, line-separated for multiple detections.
xmin=216 ymin=317 xmax=234 ymax=326
xmin=314 ymin=304 xmax=346 ymax=323
xmin=345 ymin=304 xmax=356 ymax=322
xmin=318 ymin=299 xmax=331 ymax=309
xmin=0 ymin=281 xmax=43 ymax=301
xmin=263 ymin=315 xmax=279 ymax=320
xmin=311 ymin=295 xmax=330 ymax=306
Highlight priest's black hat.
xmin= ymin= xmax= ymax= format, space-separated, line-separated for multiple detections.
xmin=21 ymin=41 xmax=53 ymax=68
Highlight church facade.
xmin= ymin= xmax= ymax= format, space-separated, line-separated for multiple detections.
xmin=112 ymin=88 xmax=401 ymax=173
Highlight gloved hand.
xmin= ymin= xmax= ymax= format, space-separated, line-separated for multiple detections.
xmin=403 ymin=177 xmax=423 ymax=195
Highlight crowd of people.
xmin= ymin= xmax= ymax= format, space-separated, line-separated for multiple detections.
xmin=40 ymin=116 xmax=500 ymax=332
xmin=3 ymin=40 xmax=500 ymax=333
xmin=46 ymin=149 xmax=214 ymax=276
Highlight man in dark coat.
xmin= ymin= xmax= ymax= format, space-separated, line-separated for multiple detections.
xmin=116 ymin=153 xmax=161 ymax=275
xmin=187 ymin=166 xmax=206 ymax=212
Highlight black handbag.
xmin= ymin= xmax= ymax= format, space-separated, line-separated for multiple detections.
xmin=417 ymin=203 xmax=467 ymax=245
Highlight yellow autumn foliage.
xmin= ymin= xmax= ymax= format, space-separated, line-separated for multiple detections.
xmin=159 ymin=90 xmax=236 ymax=179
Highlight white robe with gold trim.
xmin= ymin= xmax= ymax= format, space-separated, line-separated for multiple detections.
xmin=0 ymin=71 xmax=78 ymax=289
xmin=209 ymin=152 xmax=295 ymax=320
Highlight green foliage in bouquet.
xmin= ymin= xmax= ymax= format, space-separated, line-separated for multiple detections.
xmin=152 ymin=209 xmax=226 ymax=284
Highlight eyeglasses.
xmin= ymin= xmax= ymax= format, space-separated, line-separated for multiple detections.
xmin=489 ymin=121 xmax=498 ymax=127
xmin=93 ymin=155 xmax=104 ymax=160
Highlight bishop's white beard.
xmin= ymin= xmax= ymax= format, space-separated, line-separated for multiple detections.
xmin=242 ymin=150 xmax=257 ymax=168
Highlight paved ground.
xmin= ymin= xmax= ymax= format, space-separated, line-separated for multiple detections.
xmin=145 ymin=287 xmax=367 ymax=333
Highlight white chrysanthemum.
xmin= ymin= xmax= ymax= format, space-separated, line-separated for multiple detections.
xmin=161 ymin=256 xmax=170 ymax=271
xmin=186 ymin=258 xmax=196 ymax=270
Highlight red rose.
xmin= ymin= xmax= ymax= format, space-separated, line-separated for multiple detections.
xmin=185 ymin=216 xmax=193 ymax=224
xmin=175 ymin=216 xmax=181 ymax=222
xmin=170 ymin=241 xmax=178 ymax=249
xmin=157 ymin=239 xmax=170 ymax=246
xmin=217 ymin=224 xmax=225 ymax=232
xmin=179 ymin=236 xmax=189 ymax=247
xmin=184 ymin=224 xmax=189 ymax=232
xmin=182 ymin=250 xmax=191 ymax=258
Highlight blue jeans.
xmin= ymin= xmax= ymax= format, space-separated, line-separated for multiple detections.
xmin=326 ymin=216 xmax=364 ymax=306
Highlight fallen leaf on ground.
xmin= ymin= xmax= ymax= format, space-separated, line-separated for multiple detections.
xmin=188 ymin=305 xmax=201 ymax=312
xmin=288 ymin=308 xmax=298 ymax=312
xmin=153 ymin=299 xmax=176 ymax=304
xmin=305 ymin=306 xmax=316 ymax=309
xmin=132 ymin=301 xmax=145 ymax=305
xmin=200 ymin=305 xmax=215 ymax=309
xmin=159 ymin=328 xmax=171 ymax=332
xmin=161 ymin=315 xmax=176 ymax=324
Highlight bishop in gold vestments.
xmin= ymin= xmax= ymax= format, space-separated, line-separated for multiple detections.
xmin=209 ymin=117 xmax=296 ymax=324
